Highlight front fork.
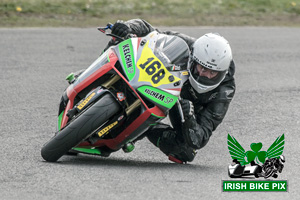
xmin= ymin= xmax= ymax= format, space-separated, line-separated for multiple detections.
xmin=58 ymin=73 xmax=142 ymax=131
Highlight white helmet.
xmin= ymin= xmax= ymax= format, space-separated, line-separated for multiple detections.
xmin=188 ymin=33 xmax=232 ymax=94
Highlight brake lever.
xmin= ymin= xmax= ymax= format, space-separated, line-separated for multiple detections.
xmin=176 ymin=97 xmax=185 ymax=123
xmin=98 ymin=23 xmax=126 ymax=42
xmin=97 ymin=23 xmax=114 ymax=33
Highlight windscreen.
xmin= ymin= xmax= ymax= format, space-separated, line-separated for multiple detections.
xmin=72 ymin=52 xmax=109 ymax=87
xmin=153 ymin=34 xmax=190 ymax=70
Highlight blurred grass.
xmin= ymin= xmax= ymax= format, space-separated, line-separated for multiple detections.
xmin=1 ymin=0 xmax=300 ymax=27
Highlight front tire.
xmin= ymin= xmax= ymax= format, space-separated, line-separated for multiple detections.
xmin=41 ymin=93 xmax=120 ymax=162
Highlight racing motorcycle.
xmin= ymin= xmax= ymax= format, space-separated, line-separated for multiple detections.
xmin=41 ymin=24 xmax=190 ymax=162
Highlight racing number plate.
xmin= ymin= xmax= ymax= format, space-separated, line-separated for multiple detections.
xmin=137 ymin=41 xmax=181 ymax=87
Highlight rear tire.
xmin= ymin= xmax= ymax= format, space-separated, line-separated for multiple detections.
xmin=41 ymin=93 xmax=120 ymax=162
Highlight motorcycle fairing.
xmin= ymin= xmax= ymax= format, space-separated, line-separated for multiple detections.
xmin=137 ymin=85 xmax=178 ymax=109
xmin=56 ymin=31 xmax=190 ymax=154
xmin=115 ymin=32 xmax=190 ymax=110
xmin=136 ymin=41 xmax=181 ymax=87
xmin=118 ymin=39 xmax=137 ymax=81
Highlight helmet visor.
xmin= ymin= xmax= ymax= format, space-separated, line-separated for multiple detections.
xmin=190 ymin=62 xmax=227 ymax=86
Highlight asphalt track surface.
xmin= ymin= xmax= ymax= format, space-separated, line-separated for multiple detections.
xmin=1 ymin=27 xmax=299 ymax=200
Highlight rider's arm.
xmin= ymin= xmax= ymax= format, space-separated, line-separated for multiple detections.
xmin=170 ymin=79 xmax=235 ymax=150
xmin=186 ymin=99 xmax=233 ymax=149
xmin=111 ymin=19 xmax=196 ymax=48
xmin=124 ymin=19 xmax=156 ymax=36
xmin=125 ymin=19 xmax=196 ymax=48
xmin=103 ymin=19 xmax=155 ymax=52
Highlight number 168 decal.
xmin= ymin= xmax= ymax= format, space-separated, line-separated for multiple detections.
xmin=139 ymin=57 xmax=166 ymax=84
xmin=137 ymin=42 xmax=180 ymax=87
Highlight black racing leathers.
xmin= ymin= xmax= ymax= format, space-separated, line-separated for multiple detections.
xmin=109 ymin=19 xmax=236 ymax=162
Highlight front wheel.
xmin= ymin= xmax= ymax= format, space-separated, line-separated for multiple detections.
xmin=41 ymin=93 xmax=120 ymax=162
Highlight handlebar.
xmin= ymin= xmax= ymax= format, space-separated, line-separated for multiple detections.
xmin=97 ymin=23 xmax=114 ymax=33
xmin=97 ymin=23 xmax=136 ymax=42
xmin=97 ymin=23 xmax=124 ymax=41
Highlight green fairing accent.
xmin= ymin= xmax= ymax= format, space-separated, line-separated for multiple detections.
xmin=66 ymin=73 xmax=75 ymax=82
xmin=149 ymin=123 xmax=158 ymax=126
xmin=72 ymin=147 xmax=101 ymax=155
xmin=137 ymin=86 xmax=178 ymax=109
xmin=58 ymin=111 xmax=64 ymax=131
xmin=106 ymin=51 xmax=110 ymax=62
xmin=151 ymin=113 xmax=164 ymax=119
xmin=118 ymin=40 xmax=136 ymax=81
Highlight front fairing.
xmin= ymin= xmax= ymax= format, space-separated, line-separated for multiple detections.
xmin=72 ymin=52 xmax=110 ymax=88
xmin=114 ymin=32 xmax=190 ymax=110
xmin=115 ymin=31 xmax=190 ymax=87
xmin=58 ymin=32 xmax=191 ymax=152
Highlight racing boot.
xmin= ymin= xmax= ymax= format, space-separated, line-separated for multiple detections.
xmin=146 ymin=125 xmax=197 ymax=164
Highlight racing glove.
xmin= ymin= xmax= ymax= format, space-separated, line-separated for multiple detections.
xmin=180 ymin=99 xmax=195 ymax=120
xmin=179 ymin=99 xmax=209 ymax=149
xmin=111 ymin=20 xmax=132 ymax=38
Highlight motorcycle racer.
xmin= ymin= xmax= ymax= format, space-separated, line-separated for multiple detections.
xmin=106 ymin=19 xmax=236 ymax=163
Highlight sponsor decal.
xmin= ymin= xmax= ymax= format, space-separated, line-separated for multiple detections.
xmin=181 ymin=71 xmax=189 ymax=76
xmin=97 ymin=121 xmax=118 ymax=137
xmin=223 ymin=134 xmax=287 ymax=192
xmin=117 ymin=92 xmax=126 ymax=101
xmin=193 ymin=55 xmax=218 ymax=69
xmin=137 ymin=41 xmax=181 ymax=87
xmin=77 ymin=93 xmax=95 ymax=110
xmin=119 ymin=40 xmax=136 ymax=81
xmin=118 ymin=115 xmax=124 ymax=121
xmin=122 ymin=44 xmax=134 ymax=73
xmin=137 ymin=86 xmax=178 ymax=109
xmin=144 ymin=88 xmax=174 ymax=105
xmin=207 ymin=61 xmax=217 ymax=67
xmin=149 ymin=32 xmax=156 ymax=38
xmin=144 ymin=88 xmax=165 ymax=102
xmin=172 ymin=65 xmax=181 ymax=71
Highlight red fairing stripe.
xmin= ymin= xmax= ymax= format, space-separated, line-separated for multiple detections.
xmin=149 ymin=106 xmax=165 ymax=118
xmin=61 ymin=100 xmax=74 ymax=128
xmin=165 ymin=88 xmax=181 ymax=91
xmin=108 ymin=49 xmax=118 ymax=61
xmin=137 ymin=38 xmax=142 ymax=51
